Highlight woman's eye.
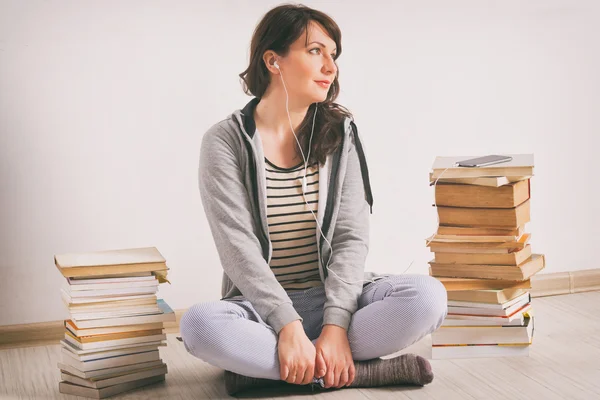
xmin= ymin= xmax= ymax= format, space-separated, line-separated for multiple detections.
xmin=310 ymin=48 xmax=336 ymax=58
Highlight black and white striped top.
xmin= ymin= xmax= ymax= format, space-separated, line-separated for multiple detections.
xmin=265 ymin=157 xmax=324 ymax=292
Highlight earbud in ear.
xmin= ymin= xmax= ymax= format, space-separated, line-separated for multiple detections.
xmin=274 ymin=61 xmax=280 ymax=69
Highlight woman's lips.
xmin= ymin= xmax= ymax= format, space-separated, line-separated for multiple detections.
xmin=315 ymin=81 xmax=330 ymax=88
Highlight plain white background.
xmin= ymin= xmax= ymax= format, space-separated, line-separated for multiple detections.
xmin=1 ymin=0 xmax=598 ymax=326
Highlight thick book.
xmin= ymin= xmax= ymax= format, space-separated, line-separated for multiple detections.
xmin=60 ymin=349 xmax=160 ymax=372
xmin=65 ymin=320 xmax=164 ymax=337
xmin=431 ymin=343 xmax=530 ymax=359
xmin=60 ymin=363 xmax=167 ymax=389
xmin=437 ymin=225 xmax=524 ymax=237
xmin=56 ymin=247 xmax=166 ymax=268
xmin=430 ymin=175 xmax=531 ymax=187
xmin=58 ymin=359 xmax=164 ymax=380
xmin=55 ymin=247 xmax=168 ymax=279
xmin=433 ymin=317 xmax=534 ymax=345
xmin=433 ymin=276 xmax=532 ymax=291
xmin=430 ymin=154 xmax=534 ymax=180
xmin=429 ymin=254 xmax=545 ymax=280
xmin=71 ymin=299 xmax=175 ymax=329
xmin=434 ymin=179 xmax=530 ymax=208
xmin=58 ymin=374 xmax=165 ymax=399
xmin=433 ymin=244 xmax=532 ymax=266
xmin=437 ymin=200 xmax=530 ymax=228
xmin=447 ymin=294 xmax=531 ymax=317
xmin=447 ymin=288 xmax=527 ymax=304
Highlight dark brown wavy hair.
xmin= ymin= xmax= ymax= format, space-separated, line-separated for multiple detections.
xmin=238 ymin=3 xmax=353 ymax=166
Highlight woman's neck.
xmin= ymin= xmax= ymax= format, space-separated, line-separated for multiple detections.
xmin=254 ymin=88 xmax=310 ymax=141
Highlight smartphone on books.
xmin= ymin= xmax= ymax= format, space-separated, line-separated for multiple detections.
xmin=455 ymin=155 xmax=512 ymax=168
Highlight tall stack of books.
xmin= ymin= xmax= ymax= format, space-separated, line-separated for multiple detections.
xmin=54 ymin=247 xmax=175 ymax=398
xmin=426 ymin=154 xmax=545 ymax=359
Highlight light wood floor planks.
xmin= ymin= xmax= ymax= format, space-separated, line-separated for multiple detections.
xmin=1 ymin=291 xmax=599 ymax=399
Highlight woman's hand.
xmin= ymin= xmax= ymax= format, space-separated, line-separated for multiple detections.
xmin=277 ymin=320 xmax=316 ymax=385
xmin=314 ymin=324 xmax=356 ymax=388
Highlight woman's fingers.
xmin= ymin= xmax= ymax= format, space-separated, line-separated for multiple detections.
xmin=294 ymin=363 xmax=305 ymax=385
xmin=338 ymin=367 xmax=349 ymax=388
xmin=302 ymin=364 xmax=313 ymax=385
xmin=280 ymin=364 xmax=289 ymax=381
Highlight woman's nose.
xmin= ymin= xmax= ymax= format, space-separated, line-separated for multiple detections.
xmin=323 ymin=55 xmax=337 ymax=74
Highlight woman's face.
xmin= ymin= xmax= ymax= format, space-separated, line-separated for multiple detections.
xmin=274 ymin=21 xmax=338 ymax=105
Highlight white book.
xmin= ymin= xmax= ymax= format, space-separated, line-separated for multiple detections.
xmin=58 ymin=360 xmax=164 ymax=380
xmin=69 ymin=306 xmax=162 ymax=320
xmin=61 ymin=338 xmax=165 ymax=357
xmin=63 ymin=292 xmax=157 ymax=305
xmin=68 ymin=300 xmax=158 ymax=313
xmin=71 ymin=299 xmax=175 ymax=329
xmin=442 ymin=317 xmax=524 ymax=327
xmin=67 ymin=280 xmax=158 ymax=291
xmin=432 ymin=317 xmax=534 ymax=345
xmin=59 ymin=374 xmax=165 ymax=398
xmin=64 ymin=333 xmax=166 ymax=351
xmin=431 ymin=344 xmax=530 ymax=359
xmin=61 ymin=363 xmax=167 ymax=389
xmin=63 ymin=286 xmax=158 ymax=298
xmin=60 ymin=349 xmax=160 ymax=372
xmin=55 ymin=247 xmax=166 ymax=268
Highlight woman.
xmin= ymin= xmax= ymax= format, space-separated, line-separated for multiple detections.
xmin=180 ymin=4 xmax=447 ymax=395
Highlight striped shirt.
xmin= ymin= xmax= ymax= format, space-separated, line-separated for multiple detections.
xmin=265 ymin=157 xmax=324 ymax=292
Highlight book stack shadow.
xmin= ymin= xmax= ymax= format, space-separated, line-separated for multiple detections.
xmin=427 ymin=154 xmax=545 ymax=359
xmin=54 ymin=247 xmax=175 ymax=398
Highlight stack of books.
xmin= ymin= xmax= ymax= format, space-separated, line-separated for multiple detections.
xmin=426 ymin=154 xmax=545 ymax=359
xmin=54 ymin=247 xmax=175 ymax=398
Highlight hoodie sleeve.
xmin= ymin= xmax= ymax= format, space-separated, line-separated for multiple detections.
xmin=198 ymin=125 xmax=302 ymax=335
xmin=322 ymin=124 xmax=371 ymax=330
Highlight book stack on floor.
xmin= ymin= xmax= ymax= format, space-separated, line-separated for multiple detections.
xmin=54 ymin=247 xmax=175 ymax=398
xmin=426 ymin=154 xmax=545 ymax=359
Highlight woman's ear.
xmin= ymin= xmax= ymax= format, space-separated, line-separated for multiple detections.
xmin=263 ymin=51 xmax=280 ymax=74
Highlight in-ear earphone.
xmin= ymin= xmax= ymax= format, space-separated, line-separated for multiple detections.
xmin=274 ymin=61 xmax=280 ymax=69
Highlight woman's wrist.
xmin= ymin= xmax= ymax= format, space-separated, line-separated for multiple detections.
xmin=279 ymin=319 xmax=303 ymax=337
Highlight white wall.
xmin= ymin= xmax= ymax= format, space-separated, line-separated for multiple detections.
xmin=1 ymin=0 xmax=598 ymax=326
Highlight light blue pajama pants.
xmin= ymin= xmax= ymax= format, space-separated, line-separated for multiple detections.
xmin=179 ymin=274 xmax=447 ymax=381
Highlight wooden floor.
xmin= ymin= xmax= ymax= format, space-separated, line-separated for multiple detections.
xmin=2 ymin=291 xmax=600 ymax=400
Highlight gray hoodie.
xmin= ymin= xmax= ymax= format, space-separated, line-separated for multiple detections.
xmin=198 ymin=98 xmax=388 ymax=335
